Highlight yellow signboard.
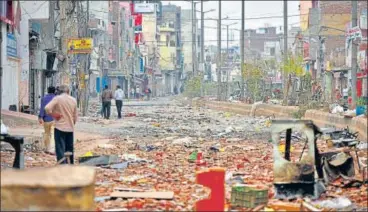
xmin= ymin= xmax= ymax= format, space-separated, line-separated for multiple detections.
xmin=67 ymin=38 xmax=93 ymax=54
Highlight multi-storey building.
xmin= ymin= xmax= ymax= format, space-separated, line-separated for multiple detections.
xmin=158 ymin=4 xmax=182 ymax=95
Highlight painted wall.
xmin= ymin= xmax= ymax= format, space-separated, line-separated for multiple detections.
xmin=300 ymin=1 xmax=312 ymax=32
xmin=142 ymin=13 xmax=157 ymax=55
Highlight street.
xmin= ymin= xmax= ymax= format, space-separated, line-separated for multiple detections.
xmin=1 ymin=97 xmax=367 ymax=211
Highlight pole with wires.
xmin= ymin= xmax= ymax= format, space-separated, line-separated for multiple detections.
xmin=351 ymin=0 xmax=358 ymax=107
xmin=240 ymin=0 xmax=245 ymax=101
xmin=217 ymin=0 xmax=221 ymax=101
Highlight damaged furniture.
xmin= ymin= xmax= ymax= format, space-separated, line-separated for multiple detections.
xmin=272 ymin=120 xmax=360 ymax=200
xmin=271 ymin=120 xmax=325 ymax=200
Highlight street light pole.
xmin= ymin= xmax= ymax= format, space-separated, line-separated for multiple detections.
xmin=351 ymin=0 xmax=358 ymax=106
xmin=217 ymin=0 xmax=222 ymax=100
xmin=240 ymin=0 xmax=245 ymax=100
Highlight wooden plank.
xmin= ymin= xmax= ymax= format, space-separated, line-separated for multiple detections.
xmin=110 ymin=191 xmax=174 ymax=200
xmin=113 ymin=187 xmax=145 ymax=192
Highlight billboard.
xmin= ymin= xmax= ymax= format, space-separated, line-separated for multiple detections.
xmin=134 ymin=3 xmax=155 ymax=14
xmin=67 ymin=38 xmax=93 ymax=54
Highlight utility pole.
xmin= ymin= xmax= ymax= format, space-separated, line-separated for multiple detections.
xmin=282 ymin=0 xmax=288 ymax=105
xmin=351 ymin=0 xmax=358 ymax=106
xmin=83 ymin=0 xmax=90 ymax=116
xmin=0 ymin=22 xmax=2 ymax=110
xmin=240 ymin=0 xmax=245 ymax=101
xmin=217 ymin=0 xmax=222 ymax=101
xmin=191 ymin=1 xmax=195 ymax=76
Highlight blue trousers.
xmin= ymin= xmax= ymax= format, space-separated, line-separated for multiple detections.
xmin=54 ymin=128 xmax=74 ymax=164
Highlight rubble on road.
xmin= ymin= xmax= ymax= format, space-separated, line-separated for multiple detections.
xmin=1 ymin=98 xmax=367 ymax=211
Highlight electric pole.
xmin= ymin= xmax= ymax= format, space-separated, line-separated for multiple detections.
xmin=282 ymin=0 xmax=288 ymax=105
xmin=351 ymin=0 xmax=358 ymax=106
xmin=200 ymin=1 xmax=204 ymax=97
xmin=223 ymin=22 xmax=237 ymax=99
xmin=201 ymin=1 xmax=204 ymax=66
xmin=240 ymin=0 xmax=245 ymax=101
xmin=0 ymin=22 xmax=2 ymax=110
xmin=217 ymin=0 xmax=222 ymax=101
xmin=192 ymin=1 xmax=195 ymax=76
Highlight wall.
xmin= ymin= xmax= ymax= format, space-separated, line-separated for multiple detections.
xmin=181 ymin=9 xmax=192 ymax=75
xmin=300 ymin=1 xmax=312 ymax=32
xmin=159 ymin=45 xmax=176 ymax=71
xmin=1 ymin=23 xmax=20 ymax=110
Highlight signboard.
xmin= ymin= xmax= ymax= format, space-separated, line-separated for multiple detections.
xmin=346 ymin=26 xmax=362 ymax=40
xmin=67 ymin=38 xmax=93 ymax=54
xmin=139 ymin=57 xmax=144 ymax=73
xmin=134 ymin=3 xmax=155 ymax=13
xmin=134 ymin=25 xmax=142 ymax=33
xmin=7 ymin=33 xmax=17 ymax=58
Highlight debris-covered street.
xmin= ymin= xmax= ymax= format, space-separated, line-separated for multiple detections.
xmin=1 ymin=98 xmax=367 ymax=211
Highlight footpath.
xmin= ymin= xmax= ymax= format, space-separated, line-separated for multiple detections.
xmin=185 ymin=99 xmax=367 ymax=141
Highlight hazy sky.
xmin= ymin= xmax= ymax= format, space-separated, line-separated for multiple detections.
xmin=163 ymin=1 xmax=300 ymax=46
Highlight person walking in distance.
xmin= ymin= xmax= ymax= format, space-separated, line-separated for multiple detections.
xmin=102 ymin=85 xmax=113 ymax=119
xmin=114 ymin=85 xmax=124 ymax=119
xmin=45 ymin=85 xmax=78 ymax=164
xmin=38 ymin=86 xmax=56 ymax=155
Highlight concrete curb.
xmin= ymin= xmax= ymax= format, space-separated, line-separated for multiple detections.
xmin=192 ymin=100 xmax=367 ymax=141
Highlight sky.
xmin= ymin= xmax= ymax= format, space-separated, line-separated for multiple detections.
xmin=163 ymin=1 xmax=300 ymax=46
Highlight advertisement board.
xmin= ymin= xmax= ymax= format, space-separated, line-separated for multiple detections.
xmin=7 ymin=33 xmax=17 ymax=58
xmin=67 ymin=38 xmax=93 ymax=54
xmin=134 ymin=3 xmax=155 ymax=14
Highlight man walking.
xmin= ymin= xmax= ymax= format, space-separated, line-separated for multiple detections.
xmin=114 ymin=85 xmax=124 ymax=119
xmin=102 ymin=85 xmax=113 ymax=119
xmin=45 ymin=85 xmax=78 ymax=164
xmin=38 ymin=86 xmax=56 ymax=154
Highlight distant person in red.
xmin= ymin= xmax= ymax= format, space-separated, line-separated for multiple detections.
xmin=335 ymin=88 xmax=342 ymax=101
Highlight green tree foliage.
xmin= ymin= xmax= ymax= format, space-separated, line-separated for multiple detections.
xmin=242 ymin=63 xmax=265 ymax=101
xmin=183 ymin=76 xmax=202 ymax=98
xmin=282 ymin=55 xmax=305 ymax=77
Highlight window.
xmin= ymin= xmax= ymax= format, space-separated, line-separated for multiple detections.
xmin=166 ymin=35 xmax=169 ymax=47
xmin=270 ymin=47 xmax=275 ymax=56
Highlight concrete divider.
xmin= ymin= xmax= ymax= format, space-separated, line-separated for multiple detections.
xmin=304 ymin=110 xmax=367 ymax=141
xmin=193 ymin=100 xmax=367 ymax=141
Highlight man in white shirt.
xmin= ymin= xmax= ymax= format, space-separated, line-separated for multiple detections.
xmin=342 ymin=85 xmax=349 ymax=100
xmin=114 ymin=85 xmax=124 ymax=119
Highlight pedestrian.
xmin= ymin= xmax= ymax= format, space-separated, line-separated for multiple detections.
xmin=342 ymin=85 xmax=349 ymax=100
xmin=136 ymin=86 xmax=140 ymax=99
xmin=101 ymin=85 xmax=113 ymax=119
xmin=114 ymin=85 xmax=124 ymax=119
xmin=38 ymin=86 xmax=56 ymax=155
xmin=174 ymin=86 xmax=178 ymax=95
xmin=45 ymin=85 xmax=78 ymax=164
xmin=148 ymin=88 xmax=152 ymax=100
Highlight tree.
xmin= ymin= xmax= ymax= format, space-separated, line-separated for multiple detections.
xmin=281 ymin=55 xmax=305 ymax=105
xmin=242 ymin=62 xmax=265 ymax=101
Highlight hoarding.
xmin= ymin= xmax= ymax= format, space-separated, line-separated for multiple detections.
xmin=134 ymin=3 xmax=155 ymax=14
xmin=7 ymin=33 xmax=17 ymax=58
xmin=346 ymin=26 xmax=362 ymax=40
xmin=67 ymin=38 xmax=93 ymax=54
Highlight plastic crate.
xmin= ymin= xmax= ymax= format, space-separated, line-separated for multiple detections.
xmin=230 ymin=185 xmax=268 ymax=208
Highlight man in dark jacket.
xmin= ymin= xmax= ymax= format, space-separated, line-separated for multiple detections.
xmin=38 ymin=86 xmax=56 ymax=154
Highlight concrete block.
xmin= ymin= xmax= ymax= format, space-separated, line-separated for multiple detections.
xmin=1 ymin=166 xmax=96 ymax=211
